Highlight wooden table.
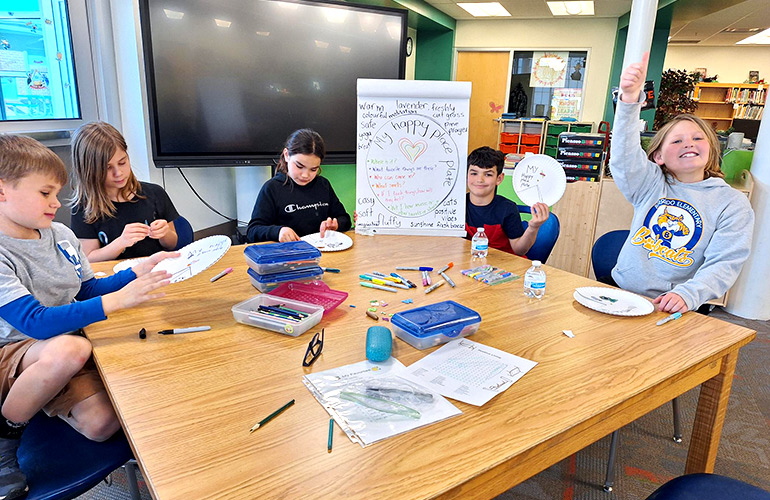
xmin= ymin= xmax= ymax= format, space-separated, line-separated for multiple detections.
xmin=87 ymin=234 xmax=755 ymax=500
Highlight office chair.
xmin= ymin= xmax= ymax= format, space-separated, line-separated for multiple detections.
xmin=518 ymin=205 xmax=560 ymax=264
xmin=18 ymin=412 xmax=141 ymax=500
xmin=590 ymin=230 xmax=682 ymax=492
xmin=173 ymin=216 xmax=194 ymax=250
xmin=645 ymin=473 xmax=770 ymax=500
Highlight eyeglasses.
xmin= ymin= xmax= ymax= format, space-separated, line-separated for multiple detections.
xmin=303 ymin=329 xmax=324 ymax=367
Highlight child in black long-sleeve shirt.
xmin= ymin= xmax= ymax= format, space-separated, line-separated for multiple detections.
xmin=246 ymin=129 xmax=351 ymax=243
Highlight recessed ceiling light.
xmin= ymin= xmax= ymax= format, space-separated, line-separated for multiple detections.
xmin=163 ymin=9 xmax=184 ymax=19
xmin=736 ymin=27 xmax=770 ymax=45
xmin=314 ymin=40 xmax=330 ymax=49
xmin=214 ymin=19 xmax=232 ymax=28
xmin=457 ymin=2 xmax=511 ymax=17
xmin=547 ymin=1 xmax=594 ymax=16
xmin=256 ymin=31 xmax=270 ymax=37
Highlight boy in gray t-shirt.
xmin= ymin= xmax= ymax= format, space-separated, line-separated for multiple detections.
xmin=0 ymin=135 xmax=175 ymax=499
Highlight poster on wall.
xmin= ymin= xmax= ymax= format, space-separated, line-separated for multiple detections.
xmin=530 ymin=52 xmax=568 ymax=88
xmin=550 ymin=88 xmax=582 ymax=120
xmin=355 ymin=79 xmax=471 ymax=236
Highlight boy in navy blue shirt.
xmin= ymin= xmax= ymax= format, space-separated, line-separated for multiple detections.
xmin=0 ymin=135 xmax=175 ymax=499
xmin=465 ymin=146 xmax=549 ymax=256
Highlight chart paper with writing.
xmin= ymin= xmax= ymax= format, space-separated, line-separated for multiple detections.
xmin=356 ymin=79 xmax=471 ymax=236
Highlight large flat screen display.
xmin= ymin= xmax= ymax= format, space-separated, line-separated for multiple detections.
xmin=139 ymin=0 xmax=407 ymax=167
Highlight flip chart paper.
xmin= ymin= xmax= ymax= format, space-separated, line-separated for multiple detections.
xmin=355 ymin=79 xmax=471 ymax=236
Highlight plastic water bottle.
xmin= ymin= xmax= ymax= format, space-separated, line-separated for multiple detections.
xmin=524 ymin=260 xmax=546 ymax=299
xmin=471 ymin=227 xmax=488 ymax=259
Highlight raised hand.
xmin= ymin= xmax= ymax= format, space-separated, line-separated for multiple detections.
xmin=619 ymin=52 xmax=649 ymax=103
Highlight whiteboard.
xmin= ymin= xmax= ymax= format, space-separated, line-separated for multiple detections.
xmin=355 ymin=79 xmax=471 ymax=236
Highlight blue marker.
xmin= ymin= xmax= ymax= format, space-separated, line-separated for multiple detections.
xmin=656 ymin=312 xmax=682 ymax=326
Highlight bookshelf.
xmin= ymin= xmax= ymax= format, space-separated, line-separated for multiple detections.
xmin=693 ymin=82 xmax=767 ymax=131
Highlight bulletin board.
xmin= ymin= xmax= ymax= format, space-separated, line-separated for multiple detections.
xmin=355 ymin=79 xmax=471 ymax=236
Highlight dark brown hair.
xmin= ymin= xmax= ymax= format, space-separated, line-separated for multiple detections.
xmin=275 ymin=129 xmax=325 ymax=176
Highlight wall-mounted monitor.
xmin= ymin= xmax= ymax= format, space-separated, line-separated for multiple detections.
xmin=139 ymin=0 xmax=407 ymax=167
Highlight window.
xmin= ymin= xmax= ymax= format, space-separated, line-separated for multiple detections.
xmin=508 ymin=50 xmax=587 ymax=120
xmin=0 ymin=0 xmax=97 ymax=135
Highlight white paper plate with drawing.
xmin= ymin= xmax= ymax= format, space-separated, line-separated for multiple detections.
xmin=150 ymin=235 xmax=232 ymax=283
xmin=512 ymin=154 xmax=567 ymax=207
xmin=301 ymin=231 xmax=353 ymax=252
xmin=573 ymin=287 xmax=654 ymax=316
xmin=112 ymin=257 xmax=148 ymax=274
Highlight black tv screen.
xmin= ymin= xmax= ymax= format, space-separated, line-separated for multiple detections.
xmin=139 ymin=0 xmax=407 ymax=167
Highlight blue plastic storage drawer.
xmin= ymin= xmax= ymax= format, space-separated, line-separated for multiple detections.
xmin=247 ymin=266 xmax=324 ymax=292
xmin=391 ymin=300 xmax=481 ymax=350
xmin=244 ymin=241 xmax=321 ymax=275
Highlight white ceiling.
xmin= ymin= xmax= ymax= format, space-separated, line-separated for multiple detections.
xmin=422 ymin=0 xmax=770 ymax=46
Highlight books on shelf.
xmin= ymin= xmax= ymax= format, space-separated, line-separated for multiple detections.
xmin=724 ymin=86 xmax=766 ymax=105
xmin=733 ymin=103 xmax=764 ymax=120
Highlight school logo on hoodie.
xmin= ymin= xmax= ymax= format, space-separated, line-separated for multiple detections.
xmin=630 ymin=198 xmax=703 ymax=268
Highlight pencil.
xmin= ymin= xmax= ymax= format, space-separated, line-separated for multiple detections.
xmin=327 ymin=418 xmax=334 ymax=453
xmin=249 ymin=399 xmax=295 ymax=433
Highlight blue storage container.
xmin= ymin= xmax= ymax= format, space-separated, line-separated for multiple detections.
xmin=391 ymin=300 xmax=481 ymax=350
xmin=247 ymin=266 xmax=324 ymax=292
xmin=244 ymin=241 xmax=321 ymax=275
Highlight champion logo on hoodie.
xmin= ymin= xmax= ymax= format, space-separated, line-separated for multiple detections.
xmin=630 ymin=198 xmax=703 ymax=268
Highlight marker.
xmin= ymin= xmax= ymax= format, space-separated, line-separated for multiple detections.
xmin=371 ymin=278 xmax=410 ymax=289
xmin=656 ymin=312 xmax=683 ymax=326
xmin=424 ymin=280 xmax=445 ymax=294
xmin=249 ymin=399 xmax=295 ymax=433
xmin=327 ymin=418 xmax=334 ymax=453
xmin=439 ymin=271 xmax=456 ymax=288
xmin=390 ymin=272 xmax=416 ymax=288
xmin=322 ymin=267 xmax=341 ymax=273
xmin=360 ymin=282 xmax=399 ymax=293
xmin=210 ymin=267 xmax=233 ymax=282
xmin=157 ymin=326 xmax=211 ymax=335
xmin=437 ymin=262 xmax=453 ymax=274
xmin=396 ymin=266 xmax=433 ymax=272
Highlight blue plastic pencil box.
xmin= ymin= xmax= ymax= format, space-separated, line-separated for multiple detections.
xmin=247 ymin=267 xmax=324 ymax=293
xmin=244 ymin=241 xmax=322 ymax=275
xmin=391 ymin=300 xmax=481 ymax=350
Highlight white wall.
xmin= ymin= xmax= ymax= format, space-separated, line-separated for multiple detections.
xmin=664 ymin=46 xmax=770 ymax=83
xmin=454 ymin=17 xmax=619 ymax=124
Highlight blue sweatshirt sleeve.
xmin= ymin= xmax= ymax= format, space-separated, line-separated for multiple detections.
xmin=0 ymin=294 xmax=106 ymax=340
xmin=76 ymin=269 xmax=136 ymax=300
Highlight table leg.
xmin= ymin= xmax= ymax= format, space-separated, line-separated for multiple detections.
xmin=685 ymin=351 xmax=738 ymax=473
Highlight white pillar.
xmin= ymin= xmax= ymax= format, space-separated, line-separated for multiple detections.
xmin=725 ymin=111 xmax=770 ymax=319
xmin=622 ymin=0 xmax=660 ymax=69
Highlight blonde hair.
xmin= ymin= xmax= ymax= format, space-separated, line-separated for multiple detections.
xmin=70 ymin=122 xmax=144 ymax=223
xmin=646 ymin=114 xmax=724 ymax=181
xmin=0 ymin=134 xmax=67 ymax=186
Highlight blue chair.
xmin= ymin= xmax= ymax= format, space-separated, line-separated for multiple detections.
xmin=590 ymin=230 xmax=682 ymax=492
xmin=518 ymin=205 xmax=560 ymax=264
xmin=18 ymin=412 xmax=140 ymax=500
xmin=645 ymin=473 xmax=770 ymax=500
xmin=173 ymin=216 xmax=194 ymax=250
xmin=591 ymin=229 xmax=629 ymax=281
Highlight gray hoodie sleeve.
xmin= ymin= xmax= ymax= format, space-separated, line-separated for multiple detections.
xmin=670 ymin=194 xmax=754 ymax=309
xmin=610 ymin=95 xmax=667 ymax=208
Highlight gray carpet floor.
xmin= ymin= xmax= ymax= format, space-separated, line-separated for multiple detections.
xmin=78 ymin=308 xmax=769 ymax=500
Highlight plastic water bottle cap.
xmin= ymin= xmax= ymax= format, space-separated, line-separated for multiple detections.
xmin=532 ymin=260 xmax=542 ymax=266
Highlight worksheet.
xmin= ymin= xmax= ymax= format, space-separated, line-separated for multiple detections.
xmin=401 ymin=339 xmax=537 ymax=406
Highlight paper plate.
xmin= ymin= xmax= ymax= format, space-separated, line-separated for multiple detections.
xmin=113 ymin=258 xmax=148 ymax=274
xmin=512 ymin=154 xmax=567 ymax=206
xmin=151 ymin=235 xmax=232 ymax=283
xmin=300 ymin=231 xmax=353 ymax=252
xmin=573 ymin=287 xmax=654 ymax=316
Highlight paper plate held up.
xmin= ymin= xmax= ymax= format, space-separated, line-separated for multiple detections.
xmin=152 ymin=235 xmax=232 ymax=283
xmin=512 ymin=154 xmax=567 ymax=207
